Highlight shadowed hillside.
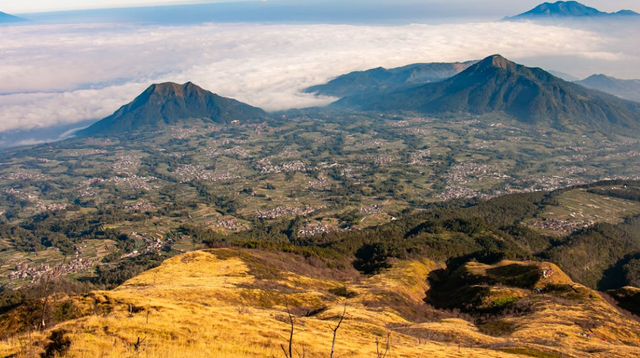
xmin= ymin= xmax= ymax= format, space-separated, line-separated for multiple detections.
xmin=334 ymin=55 xmax=640 ymax=135
xmin=575 ymin=74 xmax=640 ymax=103
xmin=304 ymin=61 xmax=476 ymax=98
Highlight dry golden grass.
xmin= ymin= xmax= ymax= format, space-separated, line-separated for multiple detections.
xmin=3 ymin=249 xmax=640 ymax=358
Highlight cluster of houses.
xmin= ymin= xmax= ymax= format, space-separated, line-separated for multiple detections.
xmin=112 ymin=155 xmax=140 ymax=173
xmin=2 ymin=172 xmax=47 ymax=181
xmin=445 ymin=162 xmax=508 ymax=185
xmin=529 ymin=218 xmax=595 ymax=235
xmin=255 ymin=205 xmax=325 ymax=219
xmin=125 ymin=201 xmax=156 ymax=212
xmin=205 ymin=217 xmax=249 ymax=232
xmin=438 ymin=185 xmax=480 ymax=201
xmin=409 ymin=149 xmax=431 ymax=166
xmin=297 ymin=222 xmax=337 ymax=238
xmin=258 ymin=160 xmax=306 ymax=174
xmin=105 ymin=175 xmax=159 ymax=191
xmin=175 ymin=164 xmax=242 ymax=183
xmin=8 ymin=257 xmax=98 ymax=282
xmin=66 ymin=149 xmax=108 ymax=157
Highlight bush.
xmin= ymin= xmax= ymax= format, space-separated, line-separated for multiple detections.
xmin=328 ymin=286 xmax=358 ymax=298
xmin=42 ymin=329 xmax=71 ymax=358
xmin=492 ymin=297 xmax=520 ymax=308
xmin=477 ymin=320 xmax=516 ymax=336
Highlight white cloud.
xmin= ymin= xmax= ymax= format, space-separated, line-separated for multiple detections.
xmin=14 ymin=138 xmax=52 ymax=146
xmin=0 ymin=21 xmax=637 ymax=133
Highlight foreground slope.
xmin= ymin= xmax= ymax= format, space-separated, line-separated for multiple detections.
xmin=2 ymin=249 xmax=640 ymax=357
xmin=78 ymin=82 xmax=268 ymax=137
xmin=334 ymin=55 xmax=640 ymax=134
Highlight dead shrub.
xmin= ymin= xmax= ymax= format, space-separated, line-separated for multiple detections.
xmin=41 ymin=329 xmax=71 ymax=358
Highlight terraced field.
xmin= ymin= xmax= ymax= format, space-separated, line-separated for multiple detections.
xmin=525 ymin=187 xmax=640 ymax=235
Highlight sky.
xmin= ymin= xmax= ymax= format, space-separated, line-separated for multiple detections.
xmin=3 ymin=0 xmax=640 ymax=15
xmin=0 ymin=1 xmax=639 ymax=146
xmin=3 ymin=0 xmax=229 ymax=13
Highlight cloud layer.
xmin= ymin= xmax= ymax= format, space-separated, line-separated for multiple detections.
xmin=0 ymin=21 xmax=637 ymax=133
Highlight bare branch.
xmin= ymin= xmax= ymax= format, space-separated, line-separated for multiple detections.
xmin=279 ymin=297 xmax=295 ymax=358
xmin=38 ymin=274 xmax=52 ymax=331
xmin=122 ymin=336 xmax=151 ymax=357
xmin=330 ymin=301 xmax=347 ymax=358
xmin=286 ymin=300 xmax=294 ymax=358
xmin=383 ymin=332 xmax=391 ymax=358
xmin=375 ymin=331 xmax=391 ymax=358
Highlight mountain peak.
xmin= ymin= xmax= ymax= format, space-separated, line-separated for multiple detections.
xmin=535 ymin=1 xmax=600 ymax=16
xmin=0 ymin=11 xmax=24 ymax=23
xmin=304 ymin=61 xmax=477 ymax=98
xmin=575 ymin=74 xmax=640 ymax=102
xmin=586 ymin=74 xmax=610 ymax=80
xmin=479 ymin=54 xmax=515 ymax=70
xmin=78 ymin=82 xmax=268 ymax=137
xmin=146 ymin=82 xmax=201 ymax=97
xmin=504 ymin=1 xmax=640 ymax=21
xmin=334 ymin=55 xmax=640 ymax=133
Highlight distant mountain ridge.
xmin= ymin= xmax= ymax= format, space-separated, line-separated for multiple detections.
xmin=504 ymin=1 xmax=640 ymax=21
xmin=575 ymin=74 xmax=640 ymax=103
xmin=334 ymin=54 xmax=640 ymax=134
xmin=78 ymin=82 xmax=268 ymax=137
xmin=0 ymin=11 xmax=24 ymax=23
xmin=305 ymin=61 xmax=477 ymax=98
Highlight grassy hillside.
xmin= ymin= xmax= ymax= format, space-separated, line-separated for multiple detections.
xmin=2 ymin=249 xmax=640 ymax=357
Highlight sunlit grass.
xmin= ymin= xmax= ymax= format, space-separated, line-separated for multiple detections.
xmin=3 ymin=249 xmax=640 ymax=357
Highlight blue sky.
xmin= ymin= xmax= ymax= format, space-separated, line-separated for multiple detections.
xmin=3 ymin=0 xmax=229 ymax=13
xmin=4 ymin=0 xmax=640 ymax=14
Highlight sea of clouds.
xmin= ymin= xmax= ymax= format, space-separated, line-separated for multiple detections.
xmin=0 ymin=20 xmax=638 ymax=136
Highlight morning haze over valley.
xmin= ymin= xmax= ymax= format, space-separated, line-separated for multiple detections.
xmin=2 ymin=1 xmax=640 ymax=357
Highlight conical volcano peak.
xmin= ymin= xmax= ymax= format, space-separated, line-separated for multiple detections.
xmin=0 ymin=11 xmax=24 ymax=23
xmin=146 ymin=82 xmax=201 ymax=98
xmin=78 ymin=81 xmax=268 ymax=136
xmin=504 ymin=1 xmax=640 ymax=21
xmin=333 ymin=55 xmax=640 ymax=134
xmin=479 ymin=55 xmax=517 ymax=70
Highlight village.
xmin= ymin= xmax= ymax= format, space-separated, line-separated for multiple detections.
xmin=112 ymin=155 xmax=140 ymax=173
xmin=205 ymin=217 xmax=249 ymax=232
xmin=125 ymin=201 xmax=156 ymax=211
xmin=8 ymin=257 xmax=98 ymax=282
xmin=174 ymin=164 xmax=242 ymax=182
xmin=257 ymin=160 xmax=306 ymax=174
xmin=444 ymin=162 xmax=509 ymax=185
xmin=529 ymin=218 xmax=595 ymax=235
xmin=105 ymin=175 xmax=160 ymax=191
xmin=255 ymin=205 xmax=325 ymax=219
xmin=297 ymin=222 xmax=339 ymax=238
